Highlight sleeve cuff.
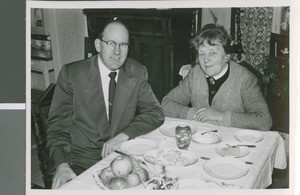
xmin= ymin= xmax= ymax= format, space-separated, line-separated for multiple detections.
xmin=49 ymin=148 xmax=69 ymax=174
xmin=222 ymin=111 xmax=232 ymax=127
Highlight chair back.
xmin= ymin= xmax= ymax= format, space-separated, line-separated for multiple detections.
xmin=32 ymin=83 xmax=55 ymax=189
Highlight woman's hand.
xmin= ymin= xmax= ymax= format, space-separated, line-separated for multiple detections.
xmin=52 ymin=163 xmax=76 ymax=189
xmin=193 ymin=107 xmax=224 ymax=124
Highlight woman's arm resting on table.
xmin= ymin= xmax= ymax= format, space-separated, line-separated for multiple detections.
xmin=193 ymin=108 xmax=224 ymax=124
xmin=161 ymin=74 xmax=196 ymax=119
xmin=229 ymin=75 xmax=272 ymax=131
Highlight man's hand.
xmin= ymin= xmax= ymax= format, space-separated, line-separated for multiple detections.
xmin=101 ymin=133 xmax=129 ymax=158
xmin=193 ymin=107 xmax=224 ymax=124
xmin=52 ymin=163 xmax=76 ymax=189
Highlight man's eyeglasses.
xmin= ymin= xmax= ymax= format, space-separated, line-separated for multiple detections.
xmin=100 ymin=39 xmax=130 ymax=51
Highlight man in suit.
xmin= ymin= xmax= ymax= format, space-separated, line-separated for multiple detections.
xmin=46 ymin=20 xmax=164 ymax=189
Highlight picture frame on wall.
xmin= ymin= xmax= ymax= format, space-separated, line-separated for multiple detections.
xmin=31 ymin=8 xmax=50 ymax=35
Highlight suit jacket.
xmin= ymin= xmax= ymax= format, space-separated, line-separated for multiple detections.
xmin=46 ymin=55 xmax=164 ymax=174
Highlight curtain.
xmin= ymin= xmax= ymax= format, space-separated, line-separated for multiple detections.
xmin=233 ymin=7 xmax=274 ymax=74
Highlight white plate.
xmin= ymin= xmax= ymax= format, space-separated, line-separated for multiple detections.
xmin=234 ymin=130 xmax=263 ymax=143
xmin=159 ymin=121 xmax=197 ymax=137
xmin=192 ymin=131 xmax=222 ymax=144
xmin=143 ymin=149 xmax=198 ymax=167
xmin=215 ymin=142 xmax=250 ymax=158
xmin=203 ymin=157 xmax=249 ymax=179
xmin=177 ymin=178 xmax=209 ymax=189
xmin=119 ymin=138 xmax=159 ymax=156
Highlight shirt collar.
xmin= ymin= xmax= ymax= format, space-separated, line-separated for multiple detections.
xmin=205 ymin=63 xmax=228 ymax=80
xmin=98 ymin=54 xmax=119 ymax=76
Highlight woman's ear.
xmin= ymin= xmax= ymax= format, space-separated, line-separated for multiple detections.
xmin=226 ymin=54 xmax=231 ymax=62
xmin=94 ymin=39 xmax=101 ymax=53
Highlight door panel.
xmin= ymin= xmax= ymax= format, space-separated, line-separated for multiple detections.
xmin=129 ymin=36 xmax=171 ymax=102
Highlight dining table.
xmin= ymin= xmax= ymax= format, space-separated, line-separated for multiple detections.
xmin=59 ymin=117 xmax=287 ymax=190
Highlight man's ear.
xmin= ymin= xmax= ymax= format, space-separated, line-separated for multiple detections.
xmin=94 ymin=38 xmax=101 ymax=53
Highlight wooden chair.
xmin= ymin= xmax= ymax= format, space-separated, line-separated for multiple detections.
xmin=31 ymin=83 xmax=55 ymax=189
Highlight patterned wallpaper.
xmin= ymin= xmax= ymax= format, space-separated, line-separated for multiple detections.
xmin=238 ymin=7 xmax=274 ymax=73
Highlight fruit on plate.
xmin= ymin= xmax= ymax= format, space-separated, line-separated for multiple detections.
xmin=110 ymin=154 xmax=134 ymax=177
xmin=109 ymin=177 xmax=129 ymax=190
xmin=126 ymin=172 xmax=142 ymax=187
xmin=98 ymin=166 xmax=114 ymax=186
xmin=131 ymin=157 xmax=142 ymax=170
xmin=97 ymin=154 xmax=151 ymax=189
xmin=133 ymin=167 xmax=149 ymax=182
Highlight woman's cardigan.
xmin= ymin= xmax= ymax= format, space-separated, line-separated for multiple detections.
xmin=161 ymin=61 xmax=272 ymax=131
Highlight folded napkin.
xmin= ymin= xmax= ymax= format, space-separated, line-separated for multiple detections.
xmin=274 ymin=133 xmax=287 ymax=169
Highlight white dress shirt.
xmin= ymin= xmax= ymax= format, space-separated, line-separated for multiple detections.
xmin=98 ymin=56 xmax=119 ymax=119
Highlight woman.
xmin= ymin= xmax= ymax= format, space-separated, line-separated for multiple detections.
xmin=161 ymin=24 xmax=272 ymax=131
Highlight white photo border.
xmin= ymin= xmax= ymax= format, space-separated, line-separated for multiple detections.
xmin=26 ymin=1 xmax=299 ymax=195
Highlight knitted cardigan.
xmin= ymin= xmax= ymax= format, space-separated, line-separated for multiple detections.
xmin=161 ymin=61 xmax=272 ymax=131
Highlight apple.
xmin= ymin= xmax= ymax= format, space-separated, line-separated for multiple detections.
xmin=131 ymin=157 xmax=142 ymax=170
xmin=110 ymin=155 xmax=134 ymax=177
xmin=109 ymin=177 xmax=129 ymax=190
xmin=126 ymin=173 xmax=142 ymax=187
xmin=98 ymin=166 xmax=114 ymax=186
xmin=133 ymin=167 xmax=149 ymax=182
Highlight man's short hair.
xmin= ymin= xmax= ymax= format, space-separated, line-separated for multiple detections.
xmin=97 ymin=19 xmax=130 ymax=40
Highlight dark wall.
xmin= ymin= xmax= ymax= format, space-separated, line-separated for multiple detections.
xmin=0 ymin=0 xmax=26 ymax=194
xmin=0 ymin=0 xmax=25 ymax=103
xmin=0 ymin=110 xmax=26 ymax=195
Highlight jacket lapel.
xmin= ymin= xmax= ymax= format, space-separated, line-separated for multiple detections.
xmin=82 ymin=55 xmax=110 ymax=137
xmin=109 ymin=65 xmax=137 ymax=138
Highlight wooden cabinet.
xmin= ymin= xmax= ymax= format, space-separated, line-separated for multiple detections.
xmin=83 ymin=9 xmax=199 ymax=101
xmin=130 ymin=35 xmax=171 ymax=101
xmin=266 ymin=33 xmax=289 ymax=133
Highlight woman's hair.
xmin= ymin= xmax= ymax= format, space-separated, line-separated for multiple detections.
xmin=190 ymin=23 xmax=232 ymax=54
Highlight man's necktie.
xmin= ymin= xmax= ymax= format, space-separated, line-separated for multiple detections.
xmin=108 ymin=71 xmax=117 ymax=124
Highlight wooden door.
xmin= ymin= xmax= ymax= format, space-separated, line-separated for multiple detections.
xmin=129 ymin=35 xmax=172 ymax=102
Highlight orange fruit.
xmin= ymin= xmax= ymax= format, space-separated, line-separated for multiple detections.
xmin=109 ymin=177 xmax=129 ymax=190
xmin=131 ymin=158 xmax=142 ymax=170
xmin=133 ymin=167 xmax=149 ymax=182
xmin=126 ymin=173 xmax=142 ymax=187
xmin=110 ymin=155 xmax=134 ymax=177
xmin=98 ymin=166 xmax=114 ymax=186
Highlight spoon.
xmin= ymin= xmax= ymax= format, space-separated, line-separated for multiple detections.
xmin=201 ymin=129 xmax=218 ymax=135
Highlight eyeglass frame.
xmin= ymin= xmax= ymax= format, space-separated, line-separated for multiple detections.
xmin=100 ymin=39 xmax=130 ymax=51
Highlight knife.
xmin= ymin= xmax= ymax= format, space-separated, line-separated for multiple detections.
xmin=201 ymin=130 xmax=218 ymax=135
xmin=114 ymin=150 xmax=147 ymax=166
xmin=114 ymin=150 xmax=128 ymax=156
xmin=226 ymin=143 xmax=256 ymax=148
xmin=200 ymin=156 xmax=253 ymax=165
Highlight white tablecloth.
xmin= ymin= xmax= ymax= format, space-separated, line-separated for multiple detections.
xmin=59 ymin=117 xmax=286 ymax=190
